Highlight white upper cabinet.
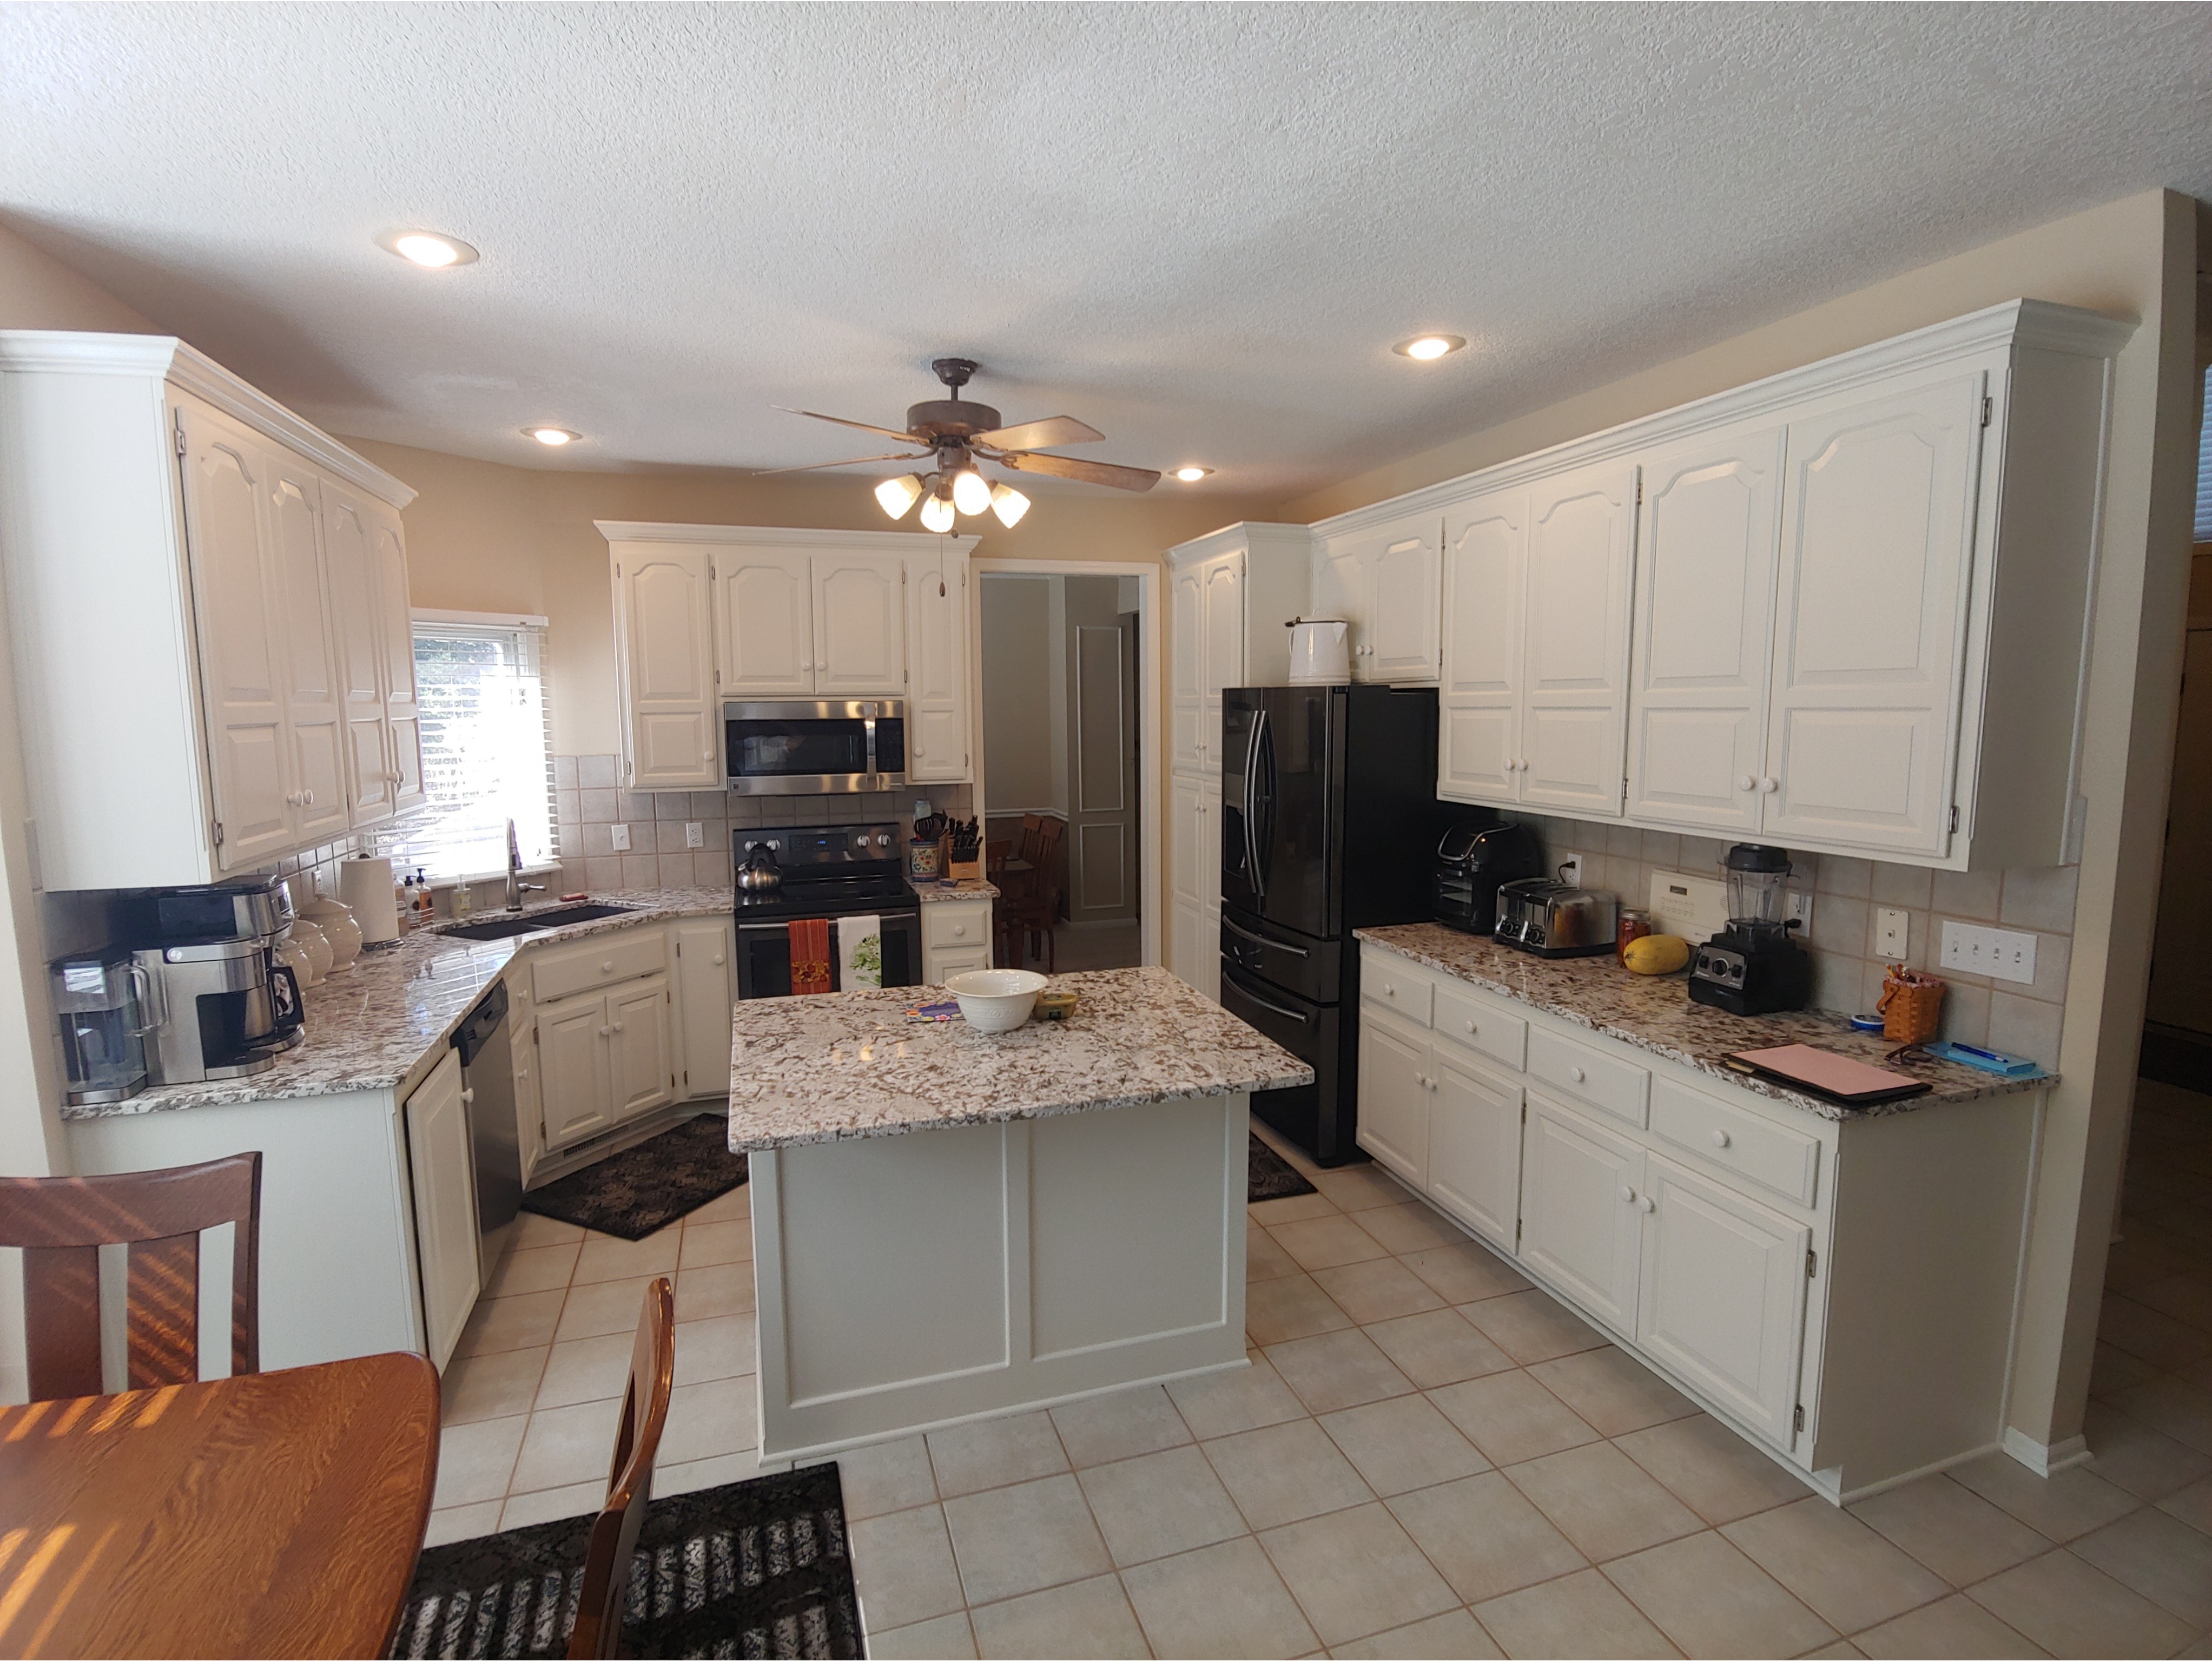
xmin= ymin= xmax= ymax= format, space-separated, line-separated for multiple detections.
xmin=719 ymin=549 xmax=816 ymax=694
xmin=1315 ymin=515 xmax=1440 ymax=682
xmin=1626 ymin=424 xmax=1786 ymax=833
xmin=321 ymin=487 xmax=395 ymax=827
xmin=1169 ymin=561 xmax=1204 ymax=773
xmin=814 ymin=551 xmax=907 ymax=693
xmin=904 ymin=548 xmax=971 ymax=783
xmin=1200 ymin=550 xmax=1245 ymax=769
xmin=614 ymin=545 xmax=719 ymax=789
xmin=1440 ymin=490 xmax=1522 ymax=801
xmin=1518 ymin=461 xmax=1637 ymax=816
xmin=266 ymin=453 xmax=351 ymax=845
xmin=367 ymin=504 xmax=426 ymax=816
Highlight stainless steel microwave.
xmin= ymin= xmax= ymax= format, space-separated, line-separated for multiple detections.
xmin=723 ymin=699 xmax=907 ymax=794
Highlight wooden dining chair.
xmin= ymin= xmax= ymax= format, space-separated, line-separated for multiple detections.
xmin=0 ymin=1151 xmax=261 ymax=1401
xmin=568 ymin=1274 xmax=677 ymax=1660
xmin=1000 ymin=816 xmax=1066 ymax=972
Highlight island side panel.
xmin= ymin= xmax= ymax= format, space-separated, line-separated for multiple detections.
xmin=753 ymin=1094 xmax=1250 ymax=1460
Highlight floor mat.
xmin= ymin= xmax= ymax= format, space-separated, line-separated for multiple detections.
xmin=1249 ymin=1131 xmax=1318 ymax=1202
xmin=521 ymin=1114 xmax=748 ymax=1241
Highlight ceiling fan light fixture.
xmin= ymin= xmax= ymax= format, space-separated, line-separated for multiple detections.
xmin=875 ymin=474 xmax=925 ymax=519
xmin=378 ymin=229 xmax=479 ymax=268
xmin=989 ymin=482 xmax=1031 ymax=528
xmin=919 ymin=489 xmax=956 ymax=534
xmin=524 ymin=426 xmax=579 ymax=446
xmin=951 ymin=468 xmax=993 ymax=517
xmin=1173 ymin=465 xmax=1213 ymax=482
xmin=1393 ymin=333 xmax=1465 ymax=361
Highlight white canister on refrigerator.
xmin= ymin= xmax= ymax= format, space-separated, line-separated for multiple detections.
xmin=1286 ymin=617 xmax=1351 ymax=683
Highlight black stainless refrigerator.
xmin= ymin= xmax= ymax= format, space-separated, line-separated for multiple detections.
xmin=1218 ymin=684 xmax=1442 ymax=1166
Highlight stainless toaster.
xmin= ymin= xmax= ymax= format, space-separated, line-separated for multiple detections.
xmin=1493 ymin=878 xmax=1620 ymax=959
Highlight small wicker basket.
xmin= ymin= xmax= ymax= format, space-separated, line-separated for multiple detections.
xmin=1877 ymin=965 xmax=1945 ymax=1045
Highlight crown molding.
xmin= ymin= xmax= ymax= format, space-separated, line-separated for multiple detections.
xmin=595 ymin=520 xmax=981 ymax=555
xmin=1166 ymin=521 xmax=1315 ymax=566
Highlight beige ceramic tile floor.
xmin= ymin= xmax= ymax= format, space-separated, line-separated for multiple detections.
xmin=431 ymin=1082 xmax=2212 ymax=1658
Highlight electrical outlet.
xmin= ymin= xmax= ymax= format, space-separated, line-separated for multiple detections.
xmin=1557 ymin=855 xmax=1583 ymax=887
xmin=684 ymin=821 xmax=703 ymax=849
xmin=611 ymin=823 xmax=631 ymax=852
xmin=1786 ymin=890 xmax=1814 ymax=938
xmin=1875 ymin=907 xmax=1909 ymax=961
xmin=1940 ymin=921 xmax=2039 ymax=985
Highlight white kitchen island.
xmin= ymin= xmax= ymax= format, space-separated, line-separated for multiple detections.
xmin=729 ymin=966 xmax=1311 ymax=1462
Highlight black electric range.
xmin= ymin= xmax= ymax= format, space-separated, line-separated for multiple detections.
xmin=732 ymin=823 xmax=923 ymax=997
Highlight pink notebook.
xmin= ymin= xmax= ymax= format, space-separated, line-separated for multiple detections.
xmin=1726 ymin=1044 xmax=1932 ymax=1106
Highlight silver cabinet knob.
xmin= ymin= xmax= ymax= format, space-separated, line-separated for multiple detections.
xmin=1711 ymin=1128 xmax=1731 ymax=1149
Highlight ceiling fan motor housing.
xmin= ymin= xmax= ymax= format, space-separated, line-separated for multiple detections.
xmin=905 ymin=399 xmax=1003 ymax=441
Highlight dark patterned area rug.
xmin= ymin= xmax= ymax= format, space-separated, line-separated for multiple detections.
xmin=389 ymin=1465 xmax=860 ymax=1660
xmin=522 ymin=1114 xmax=748 ymax=1241
xmin=1249 ymin=1131 xmax=1317 ymax=1202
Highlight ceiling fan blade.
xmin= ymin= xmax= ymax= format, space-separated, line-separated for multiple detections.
xmin=998 ymin=451 xmax=1161 ymax=492
xmin=751 ymin=451 xmax=932 ymax=477
xmin=970 ymin=416 xmax=1104 ymax=450
xmin=773 ymin=406 xmax=923 ymax=445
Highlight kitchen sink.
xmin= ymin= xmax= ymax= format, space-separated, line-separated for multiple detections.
xmin=440 ymin=902 xmax=638 ymax=941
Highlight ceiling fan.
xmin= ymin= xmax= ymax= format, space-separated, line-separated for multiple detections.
xmin=764 ymin=358 xmax=1160 ymax=530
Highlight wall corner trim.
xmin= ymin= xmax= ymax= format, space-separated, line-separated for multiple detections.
xmin=2002 ymin=1425 xmax=2092 ymax=1476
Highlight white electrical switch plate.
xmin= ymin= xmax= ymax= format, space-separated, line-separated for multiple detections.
xmin=1940 ymin=920 xmax=2039 ymax=985
xmin=685 ymin=821 xmax=703 ymax=849
xmin=611 ymin=823 xmax=631 ymax=852
xmin=1557 ymin=855 xmax=1583 ymax=887
xmin=1787 ymin=891 xmax=1814 ymax=938
xmin=1876 ymin=907 xmax=1909 ymax=961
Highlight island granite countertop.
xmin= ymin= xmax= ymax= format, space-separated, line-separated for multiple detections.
xmin=64 ymin=888 xmax=739 ymax=1120
xmin=1356 ymin=923 xmax=2052 ymax=1121
xmin=727 ymin=964 xmax=1312 ymax=1152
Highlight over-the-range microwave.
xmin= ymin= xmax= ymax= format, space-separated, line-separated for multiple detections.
xmin=724 ymin=698 xmax=906 ymax=795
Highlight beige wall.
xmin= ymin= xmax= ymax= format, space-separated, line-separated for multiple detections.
xmin=0 ymin=221 xmax=161 ymax=334
xmin=980 ymin=577 xmax=1058 ymax=813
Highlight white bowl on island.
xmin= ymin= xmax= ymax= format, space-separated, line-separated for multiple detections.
xmin=945 ymin=969 xmax=1049 ymax=1032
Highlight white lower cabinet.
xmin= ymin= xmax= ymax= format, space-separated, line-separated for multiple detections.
xmin=1355 ymin=1010 xmax=1430 ymax=1189
xmin=608 ymin=975 xmax=676 ymax=1120
xmin=673 ymin=918 xmax=736 ymax=1100
xmin=922 ymin=898 xmax=993 ymax=982
xmin=403 ymin=1048 xmax=479 ymax=1370
xmin=537 ymin=988 xmax=616 ymax=1149
xmin=1520 ymin=1093 xmax=1646 ymax=1336
xmin=1427 ymin=1048 xmax=1522 ymax=1251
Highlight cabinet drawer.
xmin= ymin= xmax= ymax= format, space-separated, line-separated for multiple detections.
xmin=923 ymin=902 xmax=991 ymax=951
xmin=1650 ymin=1076 xmax=1822 ymax=1209
xmin=1434 ymin=985 xmax=1526 ymax=1072
xmin=1363 ymin=962 xmax=1432 ymax=1026
xmin=1527 ymin=1026 xmax=1649 ymax=1127
xmin=532 ymin=926 xmax=669 ymax=1005
xmin=929 ymin=950 xmax=989 ymax=981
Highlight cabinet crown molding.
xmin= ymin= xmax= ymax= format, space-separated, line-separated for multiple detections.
xmin=1166 ymin=522 xmax=1315 ymax=566
xmin=0 ymin=330 xmax=417 ymax=510
xmin=596 ymin=520 xmax=980 ymax=554
xmin=1309 ymin=298 xmax=2135 ymax=539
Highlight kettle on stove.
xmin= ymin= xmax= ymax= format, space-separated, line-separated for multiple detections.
xmin=737 ymin=840 xmax=783 ymax=893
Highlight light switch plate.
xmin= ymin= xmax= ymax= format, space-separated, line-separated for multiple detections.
xmin=685 ymin=821 xmax=703 ymax=849
xmin=1940 ymin=920 xmax=2039 ymax=985
xmin=611 ymin=823 xmax=631 ymax=852
xmin=1876 ymin=907 xmax=1909 ymax=961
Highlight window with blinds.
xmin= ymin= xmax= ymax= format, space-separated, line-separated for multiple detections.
xmin=2196 ymin=365 xmax=2211 ymax=543
xmin=382 ymin=619 xmax=556 ymax=880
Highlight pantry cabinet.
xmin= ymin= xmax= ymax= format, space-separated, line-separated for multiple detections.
xmin=0 ymin=333 xmax=424 ymax=889
xmin=905 ymin=547 xmax=972 ymax=783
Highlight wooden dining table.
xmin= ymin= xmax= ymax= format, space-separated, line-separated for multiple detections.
xmin=0 ymin=1351 xmax=440 ymax=1659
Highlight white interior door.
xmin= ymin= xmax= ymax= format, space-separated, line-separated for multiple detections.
xmin=1518 ymin=461 xmax=1637 ymax=817
xmin=1169 ymin=562 xmax=1204 ymax=773
xmin=1520 ymin=1092 xmax=1645 ymax=1336
xmin=367 ymin=505 xmax=425 ymax=813
xmin=619 ymin=547 xmax=719 ymax=788
xmin=1200 ymin=553 xmax=1244 ymax=771
xmin=319 ymin=486 xmax=393 ymax=827
xmin=1627 ymin=425 xmax=1786 ymax=833
xmin=720 ymin=550 xmax=816 ymax=694
xmin=265 ymin=458 xmax=349 ymax=843
xmin=904 ymin=551 xmax=970 ymax=782
xmin=1440 ymin=490 xmax=1524 ymax=803
xmin=1369 ymin=524 xmax=1442 ymax=682
xmin=1357 ymin=1013 xmax=1430 ymax=1189
xmin=1762 ymin=368 xmax=1987 ymax=856
xmin=814 ymin=551 xmax=906 ymax=693
xmin=1427 ymin=1047 xmax=1521 ymax=1250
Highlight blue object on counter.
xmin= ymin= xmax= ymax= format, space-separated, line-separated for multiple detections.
xmin=1923 ymin=1039 xmax=2045 ymax=1078
xmin=1846 ymin=1013 xmax=1885 ymax=1032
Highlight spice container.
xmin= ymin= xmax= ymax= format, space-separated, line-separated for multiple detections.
xmin=1616 ymin=908 xmax=1652 ymax=965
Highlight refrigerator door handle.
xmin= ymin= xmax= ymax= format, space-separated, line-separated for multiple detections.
xmin=1223 ymin=972 xmax=1312 ymax=1026
xmin=1245 ymin=707 xmax=1270 ymax=901
xmin=1222 ymin=914 xmax=1308 ymax=956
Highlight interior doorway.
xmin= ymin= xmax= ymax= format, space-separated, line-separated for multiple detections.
xmin=974 ymin=562 xmax=1157 ymax=973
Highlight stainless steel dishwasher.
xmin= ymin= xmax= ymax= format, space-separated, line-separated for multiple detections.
xmin=453 ymin=981 xmax=523 ymax=1270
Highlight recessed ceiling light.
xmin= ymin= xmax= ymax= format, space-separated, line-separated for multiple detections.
xmin=525 ymin=426 xmax=580 ymax=446
xmin=1392 ymin=333 xmax=1466 ymax=361
xmin=376 ymin=229 xmax=479 ymax=268
xmin=1173 ymin=466 xmax=1213 ymax=482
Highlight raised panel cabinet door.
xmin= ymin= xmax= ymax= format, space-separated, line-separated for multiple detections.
xmin=176 ymin=400 xmax=293 ymax=870
xmin=1626 ymin=425 xmax=1786 ymax=833
xmin=617 ymin=547 xmax=719 ymax=788
xmin=1200 ymin=553 xmax=1244 ymax=769
xmin=1170 ymin=563 xmax=1204 ymax=771
xmin=1763 ymin=369 xmax=1988 ymax=856
xmin=1520 ymin=1092 xmax=1645 ymax=1336
xmin=1369 ymin=523 xmax=1442 ymax=682
xmin=814 ymin=551 xmax=907 ymax=693
xmin=319 ymin=486 xmax=394 ymax=826
xmin=675 ymin=918 xmax=735 ymax=1100
xmin=1199 ymin=775 xmax=1223 ymax=920
xmin=719 ymin=550 xmax=816 ymax=694
xmin=366 ymin=505 xmax=427 ymax=814
xmin=265 ymin=457 xmax=350 ymax=842
xmin=1169 ymin=773 xmax=1204 ymax=909
xmin=1356 ymin=1012 xmax=1429 ymax=1189
xmin=1427 ymin=1047 xmax=1521 ymax=1250
xmin=1636 ymin=1152 xmax=1810 ymax=1448
xmin=1313 ymin=536 xmax=1372 ymax=678
xmin=906 ymin=551 xmax=970 ymax=782
xmin=537 ymin=992 xmax=613 ymax=1149
xmin=1519 ymin=460 xmax=1638 ymax=817
xmin=1168 ymin=898 xmax=1212 ymax=995
xmin=403 ymin=1049 xmax=481 ymax=1369
xmin=608 ymin=974 xmax=676 ymax=1122
xmin=1441 ymin=491 xmax=1524 ymax=802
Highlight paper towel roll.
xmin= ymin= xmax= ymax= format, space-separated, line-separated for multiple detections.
xmin=339 ymin=855 xmax=399 ymax=945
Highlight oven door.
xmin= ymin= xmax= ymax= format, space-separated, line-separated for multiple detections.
xmin=735 ymin=911 xmax=923 ymax=998
xmin=724 ymin=700 xmax=908 ymax=795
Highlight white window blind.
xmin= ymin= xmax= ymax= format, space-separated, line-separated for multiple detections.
xmin=2196 ymin=365 xmax=2211 ymax=543
xmin=382 ymin=620 xmax=556 ymax=880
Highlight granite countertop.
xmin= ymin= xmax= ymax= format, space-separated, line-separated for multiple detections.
xmin=1356 ymin=923 xmax=2052 ymax=1122
xmin=914 ymin=879 xmax=1000 ymax=902
xmin=725 ymin=964 xmax=1313 ymax=1152
xmin=66 ymin=888 xmax=738 ymax=1120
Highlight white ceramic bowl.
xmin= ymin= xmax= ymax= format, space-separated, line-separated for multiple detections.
xmin=945 ymin=969 xmax=1049 ymax=1032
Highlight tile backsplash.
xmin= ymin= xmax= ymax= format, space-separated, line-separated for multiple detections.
xmin=550 ymin=755 xmax=972 ymax=896
xmin=1509 ymin=815 xmax=2078 ymax=1069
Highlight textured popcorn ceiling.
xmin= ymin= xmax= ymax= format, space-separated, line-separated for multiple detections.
xmin=3 ymin=3 xmax=2207 ymax=497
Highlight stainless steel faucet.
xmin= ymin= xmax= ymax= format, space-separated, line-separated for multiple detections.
xmin=506 ymin=818 xmax=545 ymax=911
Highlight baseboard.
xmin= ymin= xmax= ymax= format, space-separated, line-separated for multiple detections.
xmin=2003 ymin=1426 xmax=2092 ymax=1475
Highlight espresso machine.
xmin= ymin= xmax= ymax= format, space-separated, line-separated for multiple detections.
xmin=1688 ymin=844 xmax=1813 ymax=1015
xmin=124 ymin=876 xmax=306 ymax=1084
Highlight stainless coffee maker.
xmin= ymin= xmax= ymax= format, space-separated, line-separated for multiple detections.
xmin=51 ymin=951 xmax=155 ymax=1105
xmin=125 ymin=876 xmax=306 ymax=1084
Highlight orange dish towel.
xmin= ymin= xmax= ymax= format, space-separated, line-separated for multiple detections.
xmin=789 ymin=918 xmax=832 ymax=995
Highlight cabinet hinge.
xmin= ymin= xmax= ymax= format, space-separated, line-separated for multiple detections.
xmin=1806 ymin=1248 xmax=1818 ymax=1279
xmin=1949 ymin=804 xmax=1959 ymax=833
xmin=211 ymin=820 xmax=224 ymax=847
xmin=615 ymin=563 xmax=622 ymax=578
xmin=174 ymin=410 xmax=187 ymax=456
xmin=1981 ymin=395 xmax=1993 ymax=427
xmin=1634 ymin=478 xmax=1643 ymax=505
xmin=1794 ymin=1403 xmax=1806 ymax=1434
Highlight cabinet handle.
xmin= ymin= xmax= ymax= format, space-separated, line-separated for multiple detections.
xmin=1383 ymin=983 xmax=1395 ymax=996
xmin=612 ymin=1021 xmax=624 ymax=1033
xmin=1636 ymin=1195 xmax=1656 ymax=1213
xmin=1463 ymin=1020 xmax=1477 ymax=1033
xmin=952 ymin=925 xmax=967 ymax=938
xmin=1619 ymin=1185 xmax=1636 ymax=1204
xmin=1710 ymin=1128 xmax=1731 ymax=1149
xmin=702 ymin=749 xmax=712 ymax=760
xmin=597 ymin=1026 xmax=611 ymax=1037
xmin=1569 ymin=1065 xmax=1587 ymax=1083
xmin=1738 ymin=774 xmax=1757 ymax=792
xmin=1760 ymin=777 xmax=1780 ymax=794
xmin=602 ymin=960 xmax=615 ymax=972
xmin=712 ymin=953 xmax=725 ymax=966
xmin=1427 ymin=1077 xmax=1439 ymax=1093
xmin=460 ymin=1087 xmax=474 ymax=1104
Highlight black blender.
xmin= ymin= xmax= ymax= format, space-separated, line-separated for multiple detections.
xmin=1688 ymin=845 xmax=1813 ymax=1015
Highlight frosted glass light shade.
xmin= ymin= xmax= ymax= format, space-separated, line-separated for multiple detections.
xmin=989 ymin=483 xmax=1031 ymax=527
xmin=951 ymin=469 xmax=993 ymax=516
xmin=875 ymin=474 xmax=925 ymax=518
xmin=919 ymin=491 xmax=955 ymax=533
